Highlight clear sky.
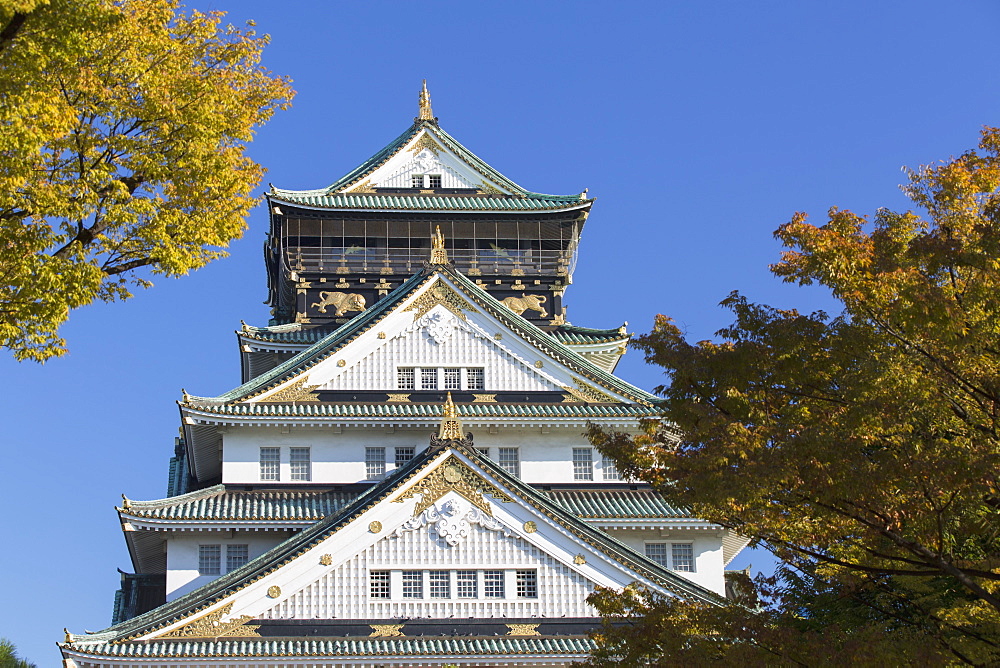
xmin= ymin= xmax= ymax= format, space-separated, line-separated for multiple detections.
xmin=2 ymin=0 xmax=998 ymax=662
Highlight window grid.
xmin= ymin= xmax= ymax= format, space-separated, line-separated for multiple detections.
xmin=366 ymin=447 xmax=386 ymax=480
xmin=672 ymin=543 xmax=695 ymax=572
xmin=427 ymin=174 xmax=442 ymax=188
xmin=516 ymin=570 xmax=538 ymax=598
xmin=484 ymin=570 xmax=504 ymax=598
xmin=467 ymin=368 xmax=485 ymax=390
xmin=602 ymin=454 xmax=620 ymax=481
xmin=395 ymin=446 xmax=415 ymax=467
xmin=370 ymin=570 xmax=390 ymax=598
xmin=259 ymin=447 xmax=280 ymax=481
xmin=397 ymin=367 xmax=415 ymax=390
xmin=198 ymin=545 xmax=220 ymax=575
xmin=411 ymin=174 xmax=424 ymax=188
xmin=226 ymin=544 xmax=249 ymax=572
xmin=420 ymin=367 xmax=438 ymax=390
xmin=456 ymin=570 xmax=477 ymax=598
xmin=498 ymin=448 xmax=519 ymax=477
xmin=573 ymin=448 xmax=594 ymax=481
xmin=476 ymin=447 xmax=490 ymax=459
xmin=290 ymin=447 xmax=311 ymax=481
xmin=429 ymin=571 xmax=450 ymax=598
xmin=443 ymin=368 xmax=461 ymax=390
xmin=402 ymin=571 xmax=422 ymax=598
xmin=645 ymin=543 xmax=669 ymax=567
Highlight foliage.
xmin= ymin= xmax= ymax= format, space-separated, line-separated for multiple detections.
xmin=585 ymin=127 xmax=1000 ymax=664
xmin=0 ymin=638 xmax=35 ymax=668
xmin=0 ymin=0 xmax=293 ymax=360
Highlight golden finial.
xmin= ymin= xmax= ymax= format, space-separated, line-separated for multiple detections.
xmin=121 ymin=494 xmax=131 ymax=510
xmin=438 ymin=392 xmax=464 ymax=440
xmin=417 ymin=79 xmax=435 ymax=121
xmin=430 ymin=225 xmax=449 ymax=264
xmin=64 ymin=628 xmax=74 ymax=643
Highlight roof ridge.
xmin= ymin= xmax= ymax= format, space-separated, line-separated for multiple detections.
xmin=122 ymin=484 xmax=225 ymax=510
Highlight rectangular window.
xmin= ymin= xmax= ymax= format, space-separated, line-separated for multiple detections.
xmin=411 ymin=174 xmax=424 ymax=188
xmin=427 ymin=174 xmax=442 ymax=188
xmin=226 ymin=544 xmax=249 ymax=572
xmin=443 ymin=367 xmax=461 ymax=390
xmin=516 ymin=570 xmax=538 ymax=598
xmin=290 ymin=447 xmax=311 ymax=481
xmin=395 ymin=446 xmax=415 ymax=467
xmin=402 ymin=570 xmax=423 ymax=598
xmin=573 ymin=448 xmax=594 ymax=481
xmin=370 ymin=570 xmax=390 ymax=599
xmin=420 ymin=367 xmax=438 ymax=390
xmin=498 ymin=447 xmax=519 ymax=477
xmin=484 ymin=570 xmax=504 ymax=598
xmin=259 ymin=447 xmax=280 ymax=481
xmin=397 ymin=367 xmax=415 ymax=390
xmin=366 ymin=447 xmax=386 ymax=480
xmin=672 ymin=543 xmax=695 ymax=572
xmin=429 ymin=570 xmax=450 ymax=598
xmin=467 ymin=368 xmax=484 ymax=390
xmin=198 ymin=544 xmax=221 ymax=576
xmin=456 ymin=570 xmax=477 ymax=598
xmin=602 ymin=454 xmax=620 ymax=481
xmin=476 ymin=447 xmax=489 ymax=459
xmin=645 ymin=543 xmax=668 ymax=567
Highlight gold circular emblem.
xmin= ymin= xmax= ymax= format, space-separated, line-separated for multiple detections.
xmin=534 ymin=360 xmax=543 ymax=368
xmin=267 ymin=586 xmax=281 ymax=598
xmin=574 ymin=554 xmax=587 ymax=565
xmin=523 ymin=521 xmax=537 ymax=533
xmin=337 ymin=359 xmax=346 ymax=367
xmin=443 ymin=465 xmax=462 ymax=483
xmin=369 ymin=521 xmax=383 ymax=533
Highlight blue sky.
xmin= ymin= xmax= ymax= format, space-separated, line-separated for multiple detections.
xmin=2 ymin=0 xmax=999 ymax=661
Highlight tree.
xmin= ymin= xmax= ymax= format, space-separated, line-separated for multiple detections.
xmin=0 ymin=0 xmax=293 ymax=360
xmin=584 ymin=127 xmax=1000 ymax=665
xmin=0 ymin=638 xmax=36 ymax=668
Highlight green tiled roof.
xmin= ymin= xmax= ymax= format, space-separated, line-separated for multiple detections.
xmin=189 ymin=266 xmax=660 ymax=407
xmin=121 ymin=486 xmax=689 ymax=523
xmin=65 ymin=636 xmax=596 ymax=658
xmin=270 ymin=191 xmax=591 ymax=212
xmin=239 ymin=323 xmax=329 ymax=344
xmin=187 ymin=402 xmax=656 ymax=419
xmin=551 ymin=324 xmax=629 ymax=345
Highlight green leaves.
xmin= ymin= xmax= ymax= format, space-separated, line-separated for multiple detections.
xmin=0 ymin=0 xmax=293 ymax=360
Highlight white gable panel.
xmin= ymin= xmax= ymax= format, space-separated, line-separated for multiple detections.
xmin=319 ymin=308 xmax=559 ymax=392
xmin=261 ymin=520 xmax=597 ymax=620
xmin=375 ymin=149 xmax=478 ymax=189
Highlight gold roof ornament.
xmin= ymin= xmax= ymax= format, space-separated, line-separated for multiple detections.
xmin=430 ymin=225 xmax=449 ymax=264
xmin=438 ymin=391 xmax=464 ymax=440
xmin=417 ymin=79 xmax=435 ymax=121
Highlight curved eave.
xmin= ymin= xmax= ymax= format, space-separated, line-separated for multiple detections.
xmin=267 ymin=191 xmax=594 ymax=214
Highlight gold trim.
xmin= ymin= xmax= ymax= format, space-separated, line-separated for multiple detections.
xmin=479 ymin=180 xmax=504 ymax=195
xmin=574 ymin=554 xmax=587 ymax=565
xmin=346 ymin=179 xmax=376 ymax=193
xmin=438 ymin=392 xmax=463 ymax=439
xmin=534 ymin=360 xmax=544 ymax=368
xmin=430 ymin=226 xmax=449 ymax=264
xmin=409 ymin=132 xmax=441 ymax=155
xmin=523 ymin=521 xmax=537 ymax=533
xmin=370 ymin=623 xmax=405 ymax=637
xmin=387 ymin=393 xmax=411 ymax=403
xmin=393 ymin=455 xmax=511 ymax=516
xmin=261 ymin=377 xmax=320 ymax=403
xmin=319 ymin=554 xmax=332 ymax=566
xmin=369 ymin=521 xmax=383 ymax=533
xmin=267 ymin=586 xmax=281 ymax=598
xmin=506 ymin=623 xmax=541 ymax=636
xmin=404 ymin=282 xmax=470 ymax=321
xmin=337 ymin=359 xmax=346 ymax=367
xmin=156 ymin=603 xmax=260 ymax=638
xmin=472 ymin=393 xmax=497 ymax=403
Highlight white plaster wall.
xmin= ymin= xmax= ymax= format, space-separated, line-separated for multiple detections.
xmin=165 ymin=531 xmax=291 ymax=600
xmin=221 ymin=425 xmax=620 ymax=485
xmin=607 ymin=529 xmax=726 ymax=596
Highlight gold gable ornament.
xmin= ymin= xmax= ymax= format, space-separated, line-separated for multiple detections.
xmin=430 ymin=225 xmax=449 ymax=265
xmin=438 ymin=391 xmax=464 ymax=440
xmin=156 ymin=602 xmax=260 ymax=638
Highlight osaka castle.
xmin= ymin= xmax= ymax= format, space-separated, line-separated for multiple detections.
xmin=60 ymin=83 xmax=747 ymax=667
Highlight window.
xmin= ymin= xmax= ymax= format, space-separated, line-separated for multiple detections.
xmin=456 ymin=570 xmax=477 ymax=598
xmin=645 ymin=543 xmax=668 ymax=567
xmin=516 ymin=570 xmax=537 ymax=598
xmin=366 ymin=447 xmax=386 ymax=480
xmin=476 ymin=447 xmax=489 ymax=458
xmin=427 ymin=174 xmax=442 ymax=188
xmin=484 ymin=570 xmax=504 ymax=598
xmin=398 ymin=367 xmax=415 ymax=390
xmin=672 ymin=543 xmax=695 ymax=572
xmin=259 ymin=447 xmax=280 ymax=481
xmin=498 ymin=448 xmax=519 ymax=477
xmin=420 ymin=367 xmax=438 ymax=390
xmin=411 ymin=174 xmax=424 ymax=188
xmin=226 ymin=544 xmax=249 ymax=572
xmin=198 ymin=545 xmax=221 ymax=575
xmin=402 ymin=570 xmax=423 ymax=598
xmin=395 ymin=446 xmax=415 ymax=467
xmin=467 ymin=368 xmax=484 ymax=390
xmin=290 ymin=447 xmax=311 ymax=481
xmin=573 ymin=448 xmax=594 ymax=481
xmin=370 ymin=570 xmax=390 ymax=598
xmin=602 ymin=454 xmax=620 ymax=481
xmin=443 ymin=367 xmax=461 ymax=390
xmin=429 ymin=570 xmax=450 ymax=598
